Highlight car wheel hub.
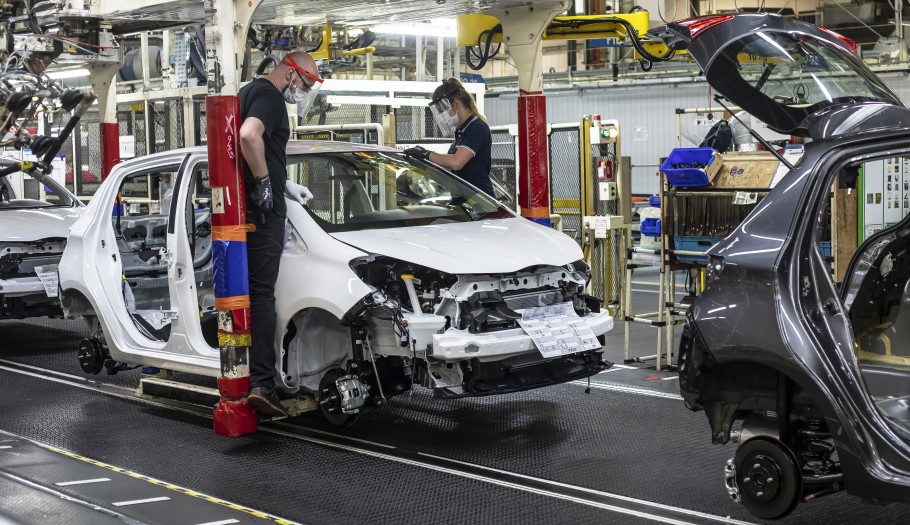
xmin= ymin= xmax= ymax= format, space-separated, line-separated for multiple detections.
xmin=739 ymin=453 xmax=782 ymax=503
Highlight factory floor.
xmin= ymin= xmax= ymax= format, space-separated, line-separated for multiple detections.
xmin=1 ymin=270 xmax=908 ymax=525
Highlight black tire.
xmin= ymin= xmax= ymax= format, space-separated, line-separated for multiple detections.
xmin=317 ymin=368 xmax=359 ymax=426
xmin=735 ymin=437 xmax=802 ymax=520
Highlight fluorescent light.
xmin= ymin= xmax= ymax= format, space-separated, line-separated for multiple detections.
xmin=46 ymin=68 xmax=90 ymax=80
xmin=372 ymin=18 xmax=456 ymax=38
xmin=326 ymin=95 xmax=430 ymax=107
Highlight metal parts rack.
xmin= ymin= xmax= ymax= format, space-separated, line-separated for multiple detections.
xmin=650 ymin=173 xmax=771 ymax=370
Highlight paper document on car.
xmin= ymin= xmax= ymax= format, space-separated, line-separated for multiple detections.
xmin=33 ymin=264 xmax=59 ymax=298
xmin=517 ymin=302 xmax=602 ymax=358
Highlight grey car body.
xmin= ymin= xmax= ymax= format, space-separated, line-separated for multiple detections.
xmin=651 ymin=13 xmax=910 ymax=519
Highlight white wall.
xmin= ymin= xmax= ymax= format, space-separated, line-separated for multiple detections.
xmin=485 ymin=71 xmax=910 ymax=195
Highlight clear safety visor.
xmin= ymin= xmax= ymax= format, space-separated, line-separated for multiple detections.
xmin=284 ymin=55 xmax=324 ymax=117
xmin=293 ymin=76 xmax=323 ymax=117
xmin=429 ymin=97 xmax=456 ymax=137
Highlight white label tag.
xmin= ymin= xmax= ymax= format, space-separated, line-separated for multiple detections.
xmin=33 ymin=264 xmax=59 ymax=298
xmin=594 ymin=217 xmax=608 ymax=239
xmin=212 ymin=187 xmax=225 ymax=214
xmin=517 ymin=302 xmax=602 ymax=358
xmin=733 ymin=191 xmax=758 ymax=205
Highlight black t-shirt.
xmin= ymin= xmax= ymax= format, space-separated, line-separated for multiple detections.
xmin=448 ymin=115 xmax=494 ymax=196
xmin=239 ymin=78 xmax=290 ymax=218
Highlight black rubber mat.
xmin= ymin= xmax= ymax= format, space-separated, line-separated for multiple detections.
xmin=0 ymin=367 xmax=657 ymax=525
xmin=4 ymin=318 xmax=910 ymax=525
xmin=0 ymin=475 xmax=126 ymax=525
xmin=0 ymin=434 xmax=274 ymax=524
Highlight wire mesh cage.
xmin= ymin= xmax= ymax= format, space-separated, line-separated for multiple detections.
xmin=590 ymin=142 xmax=622 ymax=308
xmin=393 ymin=105 xmax=451 ymax=144
xmin=490 ymin=129 xmax=516 ymax=205
xmin=193 ymin=96 xmax=207 ymax=145
xmin=548 ymin=127 xmax=582 ymax=242
xmin=72 ymin=111 xmax=102 ymax=198
xmin=148 ymin=98 xmax=185 ymax=153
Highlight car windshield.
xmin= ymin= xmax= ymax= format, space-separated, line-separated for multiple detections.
xmin=289 ymin=150 xmax=513 ymax=232
xmin=706 ymin=30 xmax=902 ymax=132
xmin=0 ymin=162 xmax=77 ymax=209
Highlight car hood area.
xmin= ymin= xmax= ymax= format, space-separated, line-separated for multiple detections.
xmin=0 ymin=207 xmax=83 ymax=242
xmin=331 ymin=217 xmax=583 ymax=274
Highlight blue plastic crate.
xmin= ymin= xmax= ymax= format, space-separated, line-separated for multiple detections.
xmin=648 ymin=195 xmax=661 ymax=207
xmin=819 ymin=241 xmax=831 ymax=258
xmin=660 ymin=148 xmax=722 ymax=187
xmin=640 ymin=218 xmax=661 ymax=237
xmin=674 ymin=236 xmax=724 ymax=262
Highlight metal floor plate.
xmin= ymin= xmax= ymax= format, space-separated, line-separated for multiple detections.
xmin=3 ymin=318 xmax=910 ymax=524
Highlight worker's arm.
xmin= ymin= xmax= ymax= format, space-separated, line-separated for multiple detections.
xmin=428 ymin=146 xmax=474 ymax=171
xmin=239 ymin=116 xmax=268 ymax=179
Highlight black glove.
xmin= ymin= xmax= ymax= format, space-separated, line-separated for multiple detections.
xmin=403 ymin=146 xmax=431 ymax=160
xmin=252 ymin=176 xmax=273 ymax=211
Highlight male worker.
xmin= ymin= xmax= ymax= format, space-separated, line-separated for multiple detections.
xmin=239 ymin=50 xmax=322 ymax=418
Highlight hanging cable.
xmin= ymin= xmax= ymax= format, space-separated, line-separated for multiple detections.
xmin=465 ymin=24 xmax=503 ymax=70
xmin=546 ymin=17 xmax=676 ymax=62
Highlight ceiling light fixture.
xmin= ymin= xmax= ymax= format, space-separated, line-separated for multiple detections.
xmin=45 ymin=68 xmax=90 ymax=80
xmin=371 ymin=18 xmax=456 ymax=38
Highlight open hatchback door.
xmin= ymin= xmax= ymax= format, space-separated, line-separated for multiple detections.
xmin=652 ymin=13 xmax=905 ymax=137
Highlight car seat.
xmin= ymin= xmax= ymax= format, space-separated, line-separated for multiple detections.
xmin=858 ymin=277 xmax=910 ymax=366
xmin=343 ymin=180 xmax=373 ymax=219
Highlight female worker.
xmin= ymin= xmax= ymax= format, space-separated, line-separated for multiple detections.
xmin=404 ymin=78 xmax=495 ymax=197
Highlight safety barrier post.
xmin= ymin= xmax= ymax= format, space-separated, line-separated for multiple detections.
xmin=206 ymin=0 xmax=262 ymax=437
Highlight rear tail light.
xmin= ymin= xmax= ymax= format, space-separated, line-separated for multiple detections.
xmin=819 ymin=27 xmax=858 ymax=54
xmin=674 ymin=15 xmax=734 ymax=40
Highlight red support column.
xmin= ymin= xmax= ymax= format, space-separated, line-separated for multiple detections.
xmin=491 ymin=3 xmax=564 ymax=228
xmin=207 ymin=95 xmax=257 ymax=437
xmin=517 ymin=89 xmax=550 ymax=226
xmin=100 ymin=122 xmax=120 ymax=180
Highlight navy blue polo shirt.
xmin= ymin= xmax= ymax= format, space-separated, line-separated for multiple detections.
xmin=448 ymin=115 xmax=494 ymax=196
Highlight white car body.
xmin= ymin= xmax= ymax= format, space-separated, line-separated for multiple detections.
xmin=0 ymin=167 xmax=84 ymax=319
xmin=59 ymin=142 xmax=612 ymax=420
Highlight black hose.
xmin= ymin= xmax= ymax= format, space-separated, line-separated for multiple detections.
xmin=548 ymin=17 xmax=676 ymax=62
xmin=255 ymin=53 xmax=281 ymax=76
xmin=466 ymin=24 xmax=503 ymax=71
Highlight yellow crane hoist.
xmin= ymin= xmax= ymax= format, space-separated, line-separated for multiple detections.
xmin=456 ymin=10 xmax=683 ymax=71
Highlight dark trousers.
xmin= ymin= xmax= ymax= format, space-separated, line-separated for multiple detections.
xmin=247 ymin=214 xmax=285 ymax=387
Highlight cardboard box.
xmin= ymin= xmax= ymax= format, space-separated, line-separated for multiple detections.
xmin=711 ymin=152 xmax=781 ymax=189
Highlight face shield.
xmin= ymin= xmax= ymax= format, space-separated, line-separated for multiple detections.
xmin=429 ymin=97 xmax=459 ymax=137
xmin=283 ymin=55 xmax=324 ymax=118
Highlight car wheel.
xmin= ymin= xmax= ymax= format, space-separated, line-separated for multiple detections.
xmin=317 ymin=368 xmax=359 ymax=426
xmin=734 ymin=437 xmax=802 ymax=520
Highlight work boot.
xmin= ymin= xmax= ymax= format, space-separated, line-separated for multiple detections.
xmin=247 ymin=386 xmax=289 ymax=419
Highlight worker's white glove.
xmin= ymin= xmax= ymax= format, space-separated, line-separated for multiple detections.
xmin=285 ymin=180 xmax=314 ymax=206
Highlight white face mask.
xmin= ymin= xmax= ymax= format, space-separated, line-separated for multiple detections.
xmin=283 ymin=77 xmax=308 ymax=104
xmin=430 ymin=98 xmax=460 ymax=137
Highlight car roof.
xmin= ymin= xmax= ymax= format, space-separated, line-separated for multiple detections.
xmin=157 ymin=140 xmax=394 ymax=158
